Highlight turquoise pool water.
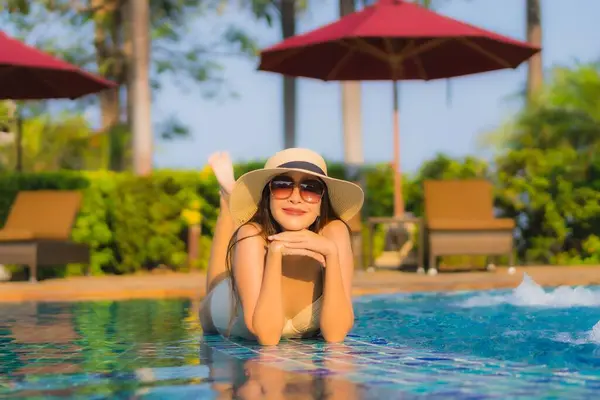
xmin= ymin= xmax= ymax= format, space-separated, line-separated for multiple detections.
xmin=1 ymin=274 xmax=599 ymax=399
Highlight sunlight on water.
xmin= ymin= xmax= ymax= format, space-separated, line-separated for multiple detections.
xmin=554 ymin=321 xmax=600 ymax=345
xmin=457 ymin=273 xmax=600 ymax=346
xmin=459 ymin=272 xmax=600 ymax=308
xmin=590 ymin=321 xmax=600 ymax=343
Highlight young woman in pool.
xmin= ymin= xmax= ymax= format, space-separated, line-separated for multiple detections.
xmin=199 ymin=148 xmax=364 ymax=346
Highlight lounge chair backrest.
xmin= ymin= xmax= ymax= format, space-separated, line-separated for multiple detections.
xmin=4 ymin=190 xmax=83 ymax=240
xmin=423 ymin=179 xmax=494 ymax=221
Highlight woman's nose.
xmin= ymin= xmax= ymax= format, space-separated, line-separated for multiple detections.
xmin=288 ymin=186 xmax=302 ymax=202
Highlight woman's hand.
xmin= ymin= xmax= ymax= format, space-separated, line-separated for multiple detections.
xmin=267 ymin=230 xmax=337 ymax=258
xmin=268 ymin=240 xmax=326 ymax=266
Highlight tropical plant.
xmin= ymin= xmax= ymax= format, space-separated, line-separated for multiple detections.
xmin=493 ymin=63 xmax=600 ymax=264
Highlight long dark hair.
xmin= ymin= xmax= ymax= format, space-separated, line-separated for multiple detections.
xmin=223 ymin=179 xmax=349 ymax=335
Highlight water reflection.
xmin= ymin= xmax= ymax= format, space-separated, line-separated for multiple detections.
xmin=0 ymin=299 xmax=378 ymax=399
xmin=200 ymin=341 xmax=366 ymax=399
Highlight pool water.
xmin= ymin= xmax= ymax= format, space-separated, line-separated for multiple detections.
xmin=0 ymin=274 xmax=598 ymax=399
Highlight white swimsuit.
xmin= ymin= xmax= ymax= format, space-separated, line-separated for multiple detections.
xmin=209 ymin=277 xmax=323 ymax=339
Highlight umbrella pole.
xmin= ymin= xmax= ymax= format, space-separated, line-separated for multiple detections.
xmin=393 ymin=80 xmax=404 ymax=217
xmin=15 ymin=104 xmax=23 ymax=173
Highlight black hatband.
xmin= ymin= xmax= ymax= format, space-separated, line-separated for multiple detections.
xmin=277 ymin=161 xmax=326 ymax=176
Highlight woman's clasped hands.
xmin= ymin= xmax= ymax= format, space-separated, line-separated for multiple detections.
xmin=267 ymin=230 xmax=336 ymax=267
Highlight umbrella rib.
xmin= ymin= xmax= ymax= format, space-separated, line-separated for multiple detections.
xmin=350 ymin=38 xmax=391 ymax=62
xmin=458 ymin=38 xmax=512 ymax=68
xmin=327 ymin=45 xmax=356 ymax=80
xmin=412 ymin=55 xmax=428 ymax=80
xmin=399 ymin=38 xmax=448 ymax=62
xmin=400 ymin=40 xmax=428 ymax=80
xmin=383 ymin=38 xmax=401 ymax=79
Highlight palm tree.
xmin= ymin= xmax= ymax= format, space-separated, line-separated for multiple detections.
xmin=340 ymin=0 xmax=363 ymax=180
xmin=280 ymin=0 xmax=297 ymax=149
xmin=526 ymin=0 xmax=542 ymax=99
xmin=128 ymin=0 xmax=153 ymax=176
xmin=248 ymin=0 xmax=301 ymax=148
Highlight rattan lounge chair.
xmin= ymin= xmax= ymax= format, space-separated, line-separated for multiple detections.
xmin=0 ymin=190 xmax=90 ymax=283
xmin=423 ymin=179 xmax=515 ymax=273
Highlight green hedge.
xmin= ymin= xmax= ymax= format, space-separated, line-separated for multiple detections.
xmin=0 ymin=171 xmax=204 ymax=278
xmin=0 ymin=162 xmax=396 ymax=278
xmin=1 ymin=156 xmax=499 ymax=278
xmin=0 ymin=157 xmax=511 ymax=279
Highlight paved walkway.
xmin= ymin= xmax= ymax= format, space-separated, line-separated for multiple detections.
xmin=0 ymin=266 xmax=598 ymax=303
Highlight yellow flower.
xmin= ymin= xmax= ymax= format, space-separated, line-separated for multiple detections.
xmin=198 ymin=165 xmax=213 ymax=180
xmin=189 ymin=199 xmax=201 ymax=210
xmin=181 ymin=209 xmax=202 ymax=226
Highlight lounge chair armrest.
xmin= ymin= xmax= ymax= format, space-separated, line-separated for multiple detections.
xmin=427 ymin=218 xmax=515 ymax=231
xmin=0 ymin=229 xmax=35 ymax=242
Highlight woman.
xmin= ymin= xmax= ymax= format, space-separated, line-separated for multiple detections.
xmin=199 ymin=148 xmax=364 ymax=345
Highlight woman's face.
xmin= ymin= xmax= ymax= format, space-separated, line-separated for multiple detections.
xmin=268 ymin=171 xmax=325 ymax=231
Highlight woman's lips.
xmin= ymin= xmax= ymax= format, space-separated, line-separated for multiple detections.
xmin=282 ymin=208 xmax=306 ymax=216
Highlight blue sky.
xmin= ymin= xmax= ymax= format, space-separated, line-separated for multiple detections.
xmin=153 ymin=0 xmax=599 ymax=173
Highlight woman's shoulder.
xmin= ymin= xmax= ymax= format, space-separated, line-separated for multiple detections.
xmin=320 ymin=219 xmax=351 ymax=237
xmin=236 ymin=222 xmax=266 ymax=242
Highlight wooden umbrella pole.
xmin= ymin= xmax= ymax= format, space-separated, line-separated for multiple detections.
xmin=392 ymin=80 xmax=404 ymax=217
xmin=15 ymin=103 xmax=23 ymax=173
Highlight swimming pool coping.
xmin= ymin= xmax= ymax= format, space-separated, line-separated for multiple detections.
xmin=0 ymin=265 xmax=599 ymax=303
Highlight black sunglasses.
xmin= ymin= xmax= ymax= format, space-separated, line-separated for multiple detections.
xmin=269 ymin=175 xmax=325 ymax=204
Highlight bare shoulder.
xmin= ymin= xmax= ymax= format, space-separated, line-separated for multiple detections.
xmin=235 ymin=223 xmax=268 ymax=255
xmin=237 ymin=223 xmax=265 ymax=241
xmin=321 ymin=219 xmax=351 ymax=240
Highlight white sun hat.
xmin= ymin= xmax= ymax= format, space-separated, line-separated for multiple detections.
xmin=228 ymin=148 xmax=364 ymax=228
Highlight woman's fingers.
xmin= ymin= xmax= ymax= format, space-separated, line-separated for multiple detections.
xmin=276 ymin=241 xmax=308 ymax=249
xmin=268 ymin=231 xmax=308 ymax=242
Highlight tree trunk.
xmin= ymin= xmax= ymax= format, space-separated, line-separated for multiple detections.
xmin=526 ymin=0 xmax=542 ymax=100
xmin=280 ymin=0 xmax=296 ymax=149
xmin=92 ymin=0 xmax=123 ymax=171
xmin=339 ymin=0 xmax=363 ymax=180
xmin=129 ymin=0 xmax=153 ymax=176
xmin=92 ymin=0 xmax=120 ymax=130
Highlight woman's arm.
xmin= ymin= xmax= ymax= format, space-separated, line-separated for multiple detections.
xmin=319 ymin=220 xmax=355 ymax=343
xmin=266 ymin=222 xmax=355 ymax=342
xmin=233 ymin=224 xmax=285 ymax=345
xmin=251 ymin=243 xmax=285 ymax=345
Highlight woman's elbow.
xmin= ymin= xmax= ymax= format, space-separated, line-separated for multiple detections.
xmin=321 ymin=330 xmax=348 ymax=343
xmin=255 ymin=330 xmax=282 ymax=346
xmin=321 ymin=321 xmax=353 ymax=343
xmin=251 ymin=322 xmax=282 ymax=346
xmin=257 ymin=335 xmax=281 ymax=346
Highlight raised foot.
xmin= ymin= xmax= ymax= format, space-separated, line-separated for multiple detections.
xmin=208 ymin=151 xmax=235 ymax=196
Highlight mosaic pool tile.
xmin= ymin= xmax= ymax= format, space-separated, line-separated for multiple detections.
xmin=198 ymin=333 xmax=600 ymax=398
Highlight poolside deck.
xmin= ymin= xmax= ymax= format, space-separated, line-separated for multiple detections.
xmin=0 ymin=266 xmax=598 ymax=303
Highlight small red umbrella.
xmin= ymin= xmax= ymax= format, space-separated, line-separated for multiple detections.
xmin=259 ymin=0 xmax=540 ymax=216
xmin=0 ymin=31 xmax=115 ymax=100
xmin=0 ymin=30 xmax=116 ymax=171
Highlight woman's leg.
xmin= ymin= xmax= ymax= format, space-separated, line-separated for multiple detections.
xmin=205 ymin=151 xmax=237 ymax=292
xmin=206 ymin=194 xmax=235 ymax=292
xmin=200 ymin=152 xmax=236 ymax=333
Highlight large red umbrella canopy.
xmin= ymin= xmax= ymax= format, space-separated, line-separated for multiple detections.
xmin=259 ymin=0 xmax=540 ymax=217
xmin=0 ymin=31 xmax=115 ymax=100
xmin=259 ymin=0 xmax=539 ymax=81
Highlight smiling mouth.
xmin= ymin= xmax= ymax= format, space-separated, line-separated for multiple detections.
xmin=282 ymin=208 xmax=306 ymax=216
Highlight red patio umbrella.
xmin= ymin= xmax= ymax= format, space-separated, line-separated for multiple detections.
xmin=0 ymin=31 xmax=115 ymax=100
xmin=258 ymin=0 xmax=540 ymax=217
xmin=0 ymin=30 xmax=116 ymax=171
